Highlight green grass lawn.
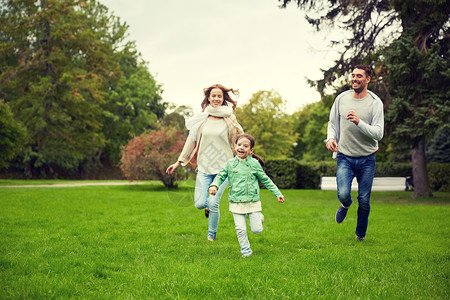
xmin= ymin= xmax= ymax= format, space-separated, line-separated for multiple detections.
xmin=1 ymin=181 xmax=449 ymax=299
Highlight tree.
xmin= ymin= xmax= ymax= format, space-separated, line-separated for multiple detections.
xmin=236 ymin=90 xmax=297 ymax=159
xmin=280 ymin=0 xmax=401 ymax=94
xmin=385 ymin=35 xmax=450 ymax=196
xmin=160 ymin=104 xmax=193 ymax=131
xmin=292 ymin=102 xmax=314 ymax=160
xmin=0 ymin=0 xmax=165 ymax=176
xmin=280 ymin=0 xmax=449 ymax=197
xmin=302 ymin=99 xmax=333 ymax=161
xmin=120 ymin=127 xmax=185 ymax=188
xmin=0 ymin=100 xmax=26 ymax=168
xmin=427 ymin=125 xmax=450 ymax=163
xmin=99 ymin=43 xmax=165 ymax=166
xmin=0 ymin=0 xmax=115 ymax=174
xmin=292 ymin=99 xmax=332 ymax=161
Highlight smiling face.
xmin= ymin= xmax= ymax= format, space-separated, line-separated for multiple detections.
xmin=351 ymin=68 xmax=370 ymax=94
xmin=208 ymin=88 xmax=224 ymax=108
xmin=235 ymin=137 xmax=253 ymax=159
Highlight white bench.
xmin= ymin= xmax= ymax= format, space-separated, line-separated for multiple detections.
xmin=320 ymin=177 xmax=408 ymax=191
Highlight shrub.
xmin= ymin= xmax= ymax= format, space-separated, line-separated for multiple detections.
xmin=120 ymin=127 xmax=185 ymax=188
xmin=263 ymin=159 xmax=449 ymax=192
xmin=428 ymin=163 xmax=450 ymax=192
xmin=296 ymin=163 xmax=320 ymax=189
xmin=264 ymin=160 xmax=298 ymax=189
xmin=375 ymin=162 xmax=412 ymax=177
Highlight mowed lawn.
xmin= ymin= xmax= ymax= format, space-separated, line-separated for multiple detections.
xmin=1 ymin=181 xmax=449 ymax=299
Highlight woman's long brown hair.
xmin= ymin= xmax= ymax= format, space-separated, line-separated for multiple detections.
xmin=201 ymin=84 xmax=239 ymax=112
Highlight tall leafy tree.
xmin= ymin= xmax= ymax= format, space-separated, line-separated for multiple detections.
xmin=2 ymin=0 xmax=110 ymax=173
xmin=292 ymin=102 xmax=314 ymax=160
xmin=280 ymin=0 xmax=449 ymax=197
xmin=0 ymin=0 xmax=116 ymax=174
xmin=302 ymin=98 xmax=333 ymax=161
xmin=160 ymin=104 xmax=193 ymax=131
xmin=0 ymin=0 xmax=165 ymax=176
xmin=100 ymin=42 xmax=165 ymax=166
xmin=236 ymin=90 xmax=297 ymax=159
xmin=0 ymin=100 xmax=26 ymax=168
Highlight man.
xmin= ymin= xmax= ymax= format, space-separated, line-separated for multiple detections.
xmin=325 ymin=65 xmax=384 ymax=241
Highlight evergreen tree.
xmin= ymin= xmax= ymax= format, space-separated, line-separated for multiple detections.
xmin=427 ymin=125 xmax=450 ymax=163
xmin=280 ymin=0 xmax=449 ymax=197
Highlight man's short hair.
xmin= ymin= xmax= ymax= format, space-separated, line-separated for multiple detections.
xmin=355 ymin=65 xmax=372 ymax=78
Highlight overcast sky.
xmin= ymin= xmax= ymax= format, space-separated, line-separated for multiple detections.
xmin=99 ymin=0 xmax=340 ymax=114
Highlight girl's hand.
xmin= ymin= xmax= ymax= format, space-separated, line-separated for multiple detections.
xmin=278 ymin=195 xmax=285 ymax=203
xmin=166 ymin=161 xmax=180 ymax=174
xmin=209 ymin=186 xmax=218 ymax=195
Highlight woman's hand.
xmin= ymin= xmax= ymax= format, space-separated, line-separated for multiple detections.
xmin=166 ymin=161 xmax=180 ymax=174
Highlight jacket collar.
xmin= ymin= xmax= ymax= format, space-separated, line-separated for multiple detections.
xmin=232 ymin=155 xmax=252 ymax=167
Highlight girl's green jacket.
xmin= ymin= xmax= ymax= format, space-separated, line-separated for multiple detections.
xmin=211 ymin=156 xmax=282 ymax=203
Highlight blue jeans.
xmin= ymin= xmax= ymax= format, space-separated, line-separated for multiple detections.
xmin=232 ymin=212 xmax=263 ymax=256
xmin=336 ymin=153 xmax=376 ymax=237
xmin=194 ymin=171 xmax=229 ymax=240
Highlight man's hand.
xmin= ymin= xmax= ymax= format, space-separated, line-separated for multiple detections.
xmin=347 ymin=110 xmax=360 ymax=125
xmin=326 ymin=138 xmax=338 ymax=152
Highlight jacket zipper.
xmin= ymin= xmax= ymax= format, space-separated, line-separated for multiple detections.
xmin=246 ymin=164 xmax=251 ymax=202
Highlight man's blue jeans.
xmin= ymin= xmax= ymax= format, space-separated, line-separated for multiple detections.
xmin=194 ymin=171 xmax=228 ymax=240
xmin=336 ymin=153 xmax=376 ymax=237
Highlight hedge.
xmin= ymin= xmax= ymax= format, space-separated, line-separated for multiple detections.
xmin=263 ymin=160 xmax=298 ymax=189
xmin=428 ymin=163 xmax=450 ymax=192
xmin=264 ymin=160 xmax=450 ymax=192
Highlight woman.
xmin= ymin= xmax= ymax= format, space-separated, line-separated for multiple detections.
xmin=166 ymin=84 xmax=243 ymax=241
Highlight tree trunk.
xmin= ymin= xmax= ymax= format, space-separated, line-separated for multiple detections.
xmin=411 ymin=136 xmax=432 ymax=198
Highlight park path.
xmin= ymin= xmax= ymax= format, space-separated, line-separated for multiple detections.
xmin=0 ymin=182 xmax=145 ymax=188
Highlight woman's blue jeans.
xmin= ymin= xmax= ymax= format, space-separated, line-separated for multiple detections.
xmin=194 ymin=171 xmax=228 ymax=240
xmin=336 ymin=153 xmax=376 ymax=237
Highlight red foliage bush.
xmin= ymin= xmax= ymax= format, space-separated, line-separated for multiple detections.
xmin=120 ymin=127 xmax=186 ymax=188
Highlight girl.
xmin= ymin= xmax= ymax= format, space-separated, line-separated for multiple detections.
xmin=209 ymin=133 xmax=285 ymax=257
xmin=166 ymin=84 xmax=243 ymax=241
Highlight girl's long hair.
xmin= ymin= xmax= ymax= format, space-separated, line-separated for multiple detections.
xmin=236 ymin=133 xmax=264 ymax=167
xmin=201 ymin=84 xmax=239 ymax=112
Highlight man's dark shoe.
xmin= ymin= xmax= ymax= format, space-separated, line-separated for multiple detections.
xmin=335 ymin=205 xmax=349 ymax=223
